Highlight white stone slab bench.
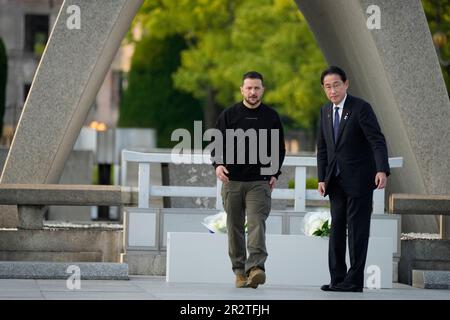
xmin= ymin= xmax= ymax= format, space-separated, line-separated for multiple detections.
xmin=166 ymin=232 xmax=393 ymax=288
xmin=0 ymin=183 xmax=137 ymax=229
xmin=389 ymin=193 xmax=450 ymax=239
xmin=0 ymin=184 xmax=136 ymax=206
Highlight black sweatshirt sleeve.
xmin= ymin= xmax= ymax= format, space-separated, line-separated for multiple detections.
xmin=273 ymin=113 xmax=286 ymax=179
xmin=211 ymin=110 xmax=226 ymax=169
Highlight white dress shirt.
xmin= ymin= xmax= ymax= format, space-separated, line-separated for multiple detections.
xmin=333 ymin=94 xmax=347 ymax=124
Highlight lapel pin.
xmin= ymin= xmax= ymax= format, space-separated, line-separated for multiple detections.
xmin=344 ymin=113 xmax=348 ymax=120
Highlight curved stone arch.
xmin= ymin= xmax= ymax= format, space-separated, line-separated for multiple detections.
xmin=296 ymin=0 xmax=450 ymax=233
xmin=1 ymin=0 xmax=449 ymax=232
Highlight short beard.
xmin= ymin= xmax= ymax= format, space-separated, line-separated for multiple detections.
xmin=244 ymin=97 xmax=261 ymax=106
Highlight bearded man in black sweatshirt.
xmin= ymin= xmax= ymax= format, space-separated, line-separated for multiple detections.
xmin=212 ymin=71 xmax=285 ymax=289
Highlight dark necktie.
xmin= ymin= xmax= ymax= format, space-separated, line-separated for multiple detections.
xmin=333 ymin=106 xmax=340 ymax=143
xmin=334 ymin=106 xmax=340 ymax=176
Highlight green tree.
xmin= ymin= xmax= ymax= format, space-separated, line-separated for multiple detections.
xmin=118 ymin=35 xmax=203 ymax=148
xmin=0 ymin=38 xmax=7 ymax=136
xmin=136 ymin=0 xmax=238 ymax=129
xmin=137 ymin=0 xmax=327 ymax=131
xmin=422 ymin=0 xmax=450 ymax=94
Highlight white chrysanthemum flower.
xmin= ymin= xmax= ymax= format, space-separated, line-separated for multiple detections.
xmin=202 ymin=211 xmax=247 ymax=233
xmin=303 ymin=211 xmax=332 ymax=237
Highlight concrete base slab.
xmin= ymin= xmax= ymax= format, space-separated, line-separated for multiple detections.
xmin=166 ymin=233 xmax=393 ymax=288
xmin=0 ymin=261 xmax=129 ymax=280
xmin=122 ymin=252 xmax=166 ymax=276
xmin=122 ymin=253 xmax=400 ymax=282
xmin=412 ymin=270 xmax=450 ymax=289
xmin=399 ymin=239 xmax=450 ymax=285
xmin=0 ymin=227 xmax=123 ymax=262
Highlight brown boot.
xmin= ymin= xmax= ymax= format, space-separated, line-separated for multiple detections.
xmin=235 ymin=274 xmax=248 ymax=288
xmin=247 ymin=267 xmax=266 ymax=289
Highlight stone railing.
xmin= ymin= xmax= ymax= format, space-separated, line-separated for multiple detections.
xmin=121 ymin=150 xmax=403 ymax=252
xmin=122 ymin=150 xmax=403 ymax=213
xmin=389 ymin=194 xmax=450 ymax=287
xmin=389 ymin=194 xmax=450 ymax=239
xmin=0 ymin=184 xmax=137 ymax=229
xmin=0 ymin=184 xmax=132 ymax=267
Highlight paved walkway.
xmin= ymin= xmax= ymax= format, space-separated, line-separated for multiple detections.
xmin=0 ymin=276 xmax=449 ymax=300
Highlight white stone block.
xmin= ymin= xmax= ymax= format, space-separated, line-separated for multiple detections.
xmin=128 ymin=211 xmax=156 ymax=247
xmin=166 ymin=232 xmax=393 ymax=288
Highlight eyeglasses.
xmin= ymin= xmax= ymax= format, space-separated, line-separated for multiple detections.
xmin=323 ymin=82 xmax=344 ymax=91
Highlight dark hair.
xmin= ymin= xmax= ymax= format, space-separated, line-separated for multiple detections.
xmin=320 ymin=66 xmax=347 ymax=85
xmin=243 ymin=71 xmax=264 ymax=84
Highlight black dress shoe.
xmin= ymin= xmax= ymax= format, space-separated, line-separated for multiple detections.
xmin=333 ymin=283 xmax=363 ymax=292
xmin=320 ymin=284 xmax=336 ymax=291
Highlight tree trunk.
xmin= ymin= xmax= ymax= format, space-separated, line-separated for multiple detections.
xmin=203 ymin=86 xmax=221 ymax=129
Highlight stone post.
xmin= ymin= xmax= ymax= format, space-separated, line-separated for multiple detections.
xmin=0 ymin=0 xmax=143 ymax=229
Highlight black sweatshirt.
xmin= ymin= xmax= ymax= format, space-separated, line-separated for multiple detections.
xmin=211 ymin=101 xmax=286 ymax=181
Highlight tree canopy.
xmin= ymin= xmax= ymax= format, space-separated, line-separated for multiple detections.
xmin=118 ymin=35 xmax=203 ymax=148
xmin=120 ymin=0 xmax=449 ymax=143
xmin=133 ymin=0 xmax=327 ymax=130
xmin=422 ymin=0 xmax=450 ymax=94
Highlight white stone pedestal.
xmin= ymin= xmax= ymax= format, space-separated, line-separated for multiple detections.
xmin=166 ymin=232 xmax=393 ymax=288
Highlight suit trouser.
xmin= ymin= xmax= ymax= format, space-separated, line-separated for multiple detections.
xmin=222 ymin=180 xmax=271 ymax=276
xmin=327 ymin=176 xmax=373 ymax=288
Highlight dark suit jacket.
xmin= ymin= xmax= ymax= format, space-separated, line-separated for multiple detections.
xmin=317 ymin=94 xmax=390 ymax=197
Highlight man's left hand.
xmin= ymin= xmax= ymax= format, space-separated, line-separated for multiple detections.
xmin=269 ymin=176 xmax=277 ymax=191
xmin=375 ymin=172 xmax=387 ymax=189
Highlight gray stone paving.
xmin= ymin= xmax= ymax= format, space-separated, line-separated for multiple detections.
xmin=0 ymin=276 xmax=448 ymax=300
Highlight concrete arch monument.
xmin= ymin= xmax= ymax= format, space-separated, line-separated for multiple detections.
xmin=1 ymin=0 xmax=449 ymax=233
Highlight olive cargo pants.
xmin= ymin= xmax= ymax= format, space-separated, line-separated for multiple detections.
xmin=221 ymin=180 xmax=271 ymax=276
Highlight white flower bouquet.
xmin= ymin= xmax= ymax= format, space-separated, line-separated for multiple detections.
xmin=302 ymin=211 xmax=331 ymax=237
xmin=202 ymin=211 xmax=247 ymax=234
xmin=202 ymin=211 xmax=228 ymax=233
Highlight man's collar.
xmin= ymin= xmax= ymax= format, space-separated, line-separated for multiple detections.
xmin=333 ymin=94 xmax=348 ymax=109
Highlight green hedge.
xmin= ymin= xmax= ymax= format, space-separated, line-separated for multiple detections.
xmin=288 ymin=177 xmax=318 ymax=189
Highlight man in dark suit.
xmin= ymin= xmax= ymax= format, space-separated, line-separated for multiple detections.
xmin=316 ymin=66 xmax=390 ymax=292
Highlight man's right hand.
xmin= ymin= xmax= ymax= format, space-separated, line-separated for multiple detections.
xmin=216 ymin=165 xmax=229 ymax=183
xmin=318 ymin=182 xmax=326 ymax=197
